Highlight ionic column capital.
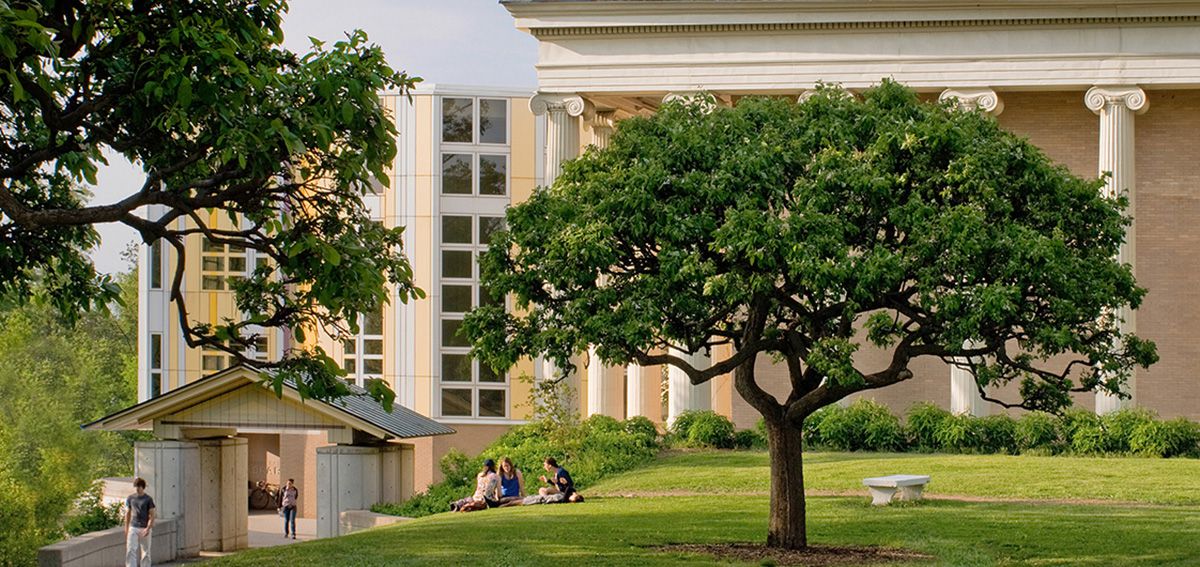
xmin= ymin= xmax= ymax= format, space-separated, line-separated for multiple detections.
xmin=530 ymin=93 xmax=587 ymax=117
xmin=939 ymin=88 xmax=1004 ymax=115
xmin=1085 ymin=86 xmax=1148 ymax=115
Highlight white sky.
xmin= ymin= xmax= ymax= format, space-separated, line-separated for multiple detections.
xmin=88 ymin=0 xmax=537 ymax=274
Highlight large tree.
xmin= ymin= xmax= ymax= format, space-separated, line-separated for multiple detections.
xmin=464 ymin=82 xmax=1157 ymax=549
xmin=0 ymin=0 xmax=420 ymax=405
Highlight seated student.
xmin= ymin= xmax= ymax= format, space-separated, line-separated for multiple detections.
xmin=497 ymin=457 xmax=525 ymax=506
xmin=450 ymin=458 xmax=500 ymax=512
xmin=537 ymin=457 xmax=583 ymax=502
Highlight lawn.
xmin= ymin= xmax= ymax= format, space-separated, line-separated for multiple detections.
xmin=211 ymin=451 xmax=1200 ymax=566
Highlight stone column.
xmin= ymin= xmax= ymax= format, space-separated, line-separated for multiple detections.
xmin=1086 ymin=86 xmax=1147 ymax=414
xmin=529 ymin=93 xmax=586 ymax=186
xmin=625 ymin=363 xmax=647 ymax=418
xmin=940 ymin=89 xmax=1004 ymax=416
xmin=586 ymin=346 xmax=609 ymax=417
xmin=531 ymin=93 xmax=586 ymax=407
xmin=667 ymin=347 xmax=712 ymax=426
xmin=197 ymin=437 xmax=248 ymax=552
xmin=136 ymin=440 xmax=201 ymax=558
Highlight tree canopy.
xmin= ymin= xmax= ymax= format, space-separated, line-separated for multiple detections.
xmin=0 ymin=0 xmax=420 ymax=405
xmin=465 ymin=81 xmax=1157 ymax=548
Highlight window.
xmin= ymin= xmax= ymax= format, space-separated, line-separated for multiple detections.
xmin=150 ymin=333 xmax=163 ymax=398
xmin=438 ymin=214 xmax=508 ymax=418
xmin=342 ymin=306 xmax=384 ymax=387
xmin=439 ymin=96 xmax=509 ymax=197
xmin=200 ymin=237 xmax=248 ymax=290
xmin=201 ymin=339 xmax=236 ymax=373
xmin=149 ymin=240 xmax=163 ymax=290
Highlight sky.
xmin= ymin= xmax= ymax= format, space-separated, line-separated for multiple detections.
xmin=88 ymin=0 xmax=538 ymax=274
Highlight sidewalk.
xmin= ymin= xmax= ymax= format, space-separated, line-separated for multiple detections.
xmin=160 ymin=511 xmax=316 ymax=565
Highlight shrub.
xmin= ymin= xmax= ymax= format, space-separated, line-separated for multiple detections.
xmin=974 ymin=415 xmax=1018 ymax=454
xmin=1103 ymin=408 xmax=1157 ymax=453
xmin=668 ymin=410 xmax=704 ymax=438
xmin=818 ymin=400 xmax=905 ymax=452
xmin=906 ymin=402 xmax=952 ymax=451
xmin=1130 ymin=418 xmax=1200 ymax=458
xmin=1016 ymin=412 xmax=1061 ymax=453
xmin=623 ymin=415 xmax=659 ymax=446
xmin=934 ymin=414 xmax=973 ymax=452
xmin=801 ymin=406 xmax=835 ymax=447
xmin=733 ymin=428 xmax=767 ymax=450
xmin=63 ymin=482 xmax=122 ymax=536
xmin=674 ymin=411 xmax=735 ymax=448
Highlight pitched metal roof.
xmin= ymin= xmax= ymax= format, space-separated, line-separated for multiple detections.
xmin=83 ymin=364 xmax=454 ymax=440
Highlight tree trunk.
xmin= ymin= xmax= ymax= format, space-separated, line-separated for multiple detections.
xmin=764 ymin=417 xmax=807 ymax=549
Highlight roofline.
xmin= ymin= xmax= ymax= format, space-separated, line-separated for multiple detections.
xmin=381 ymin=83 xmax=536 ymax=98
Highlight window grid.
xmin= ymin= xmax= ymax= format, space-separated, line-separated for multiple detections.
xmin=200 ymin=237 xmax=248 ymax=291
xmin=343 ymin=308 xmax=384 ymax=387
xmin=150 ymin=333 xmax=163 ymax=397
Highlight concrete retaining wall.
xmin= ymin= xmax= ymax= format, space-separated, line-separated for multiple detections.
xmin=38 ymin=518 xmax=177 ymax=567
xmin=338 ymin=510 xmax=408 ymax=536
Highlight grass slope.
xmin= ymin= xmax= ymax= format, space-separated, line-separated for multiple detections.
xmin=211 ymin=451 xmax=1200 ymax=566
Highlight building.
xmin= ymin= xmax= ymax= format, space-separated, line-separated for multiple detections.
xmin=502 ymin=0 xmax=1200 ymax=425
xmin=136 ymin=1 xmax=1200 ymax=517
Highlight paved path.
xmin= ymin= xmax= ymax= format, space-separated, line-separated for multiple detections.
xmin=160 ymin=511 xmax=317 ymax=565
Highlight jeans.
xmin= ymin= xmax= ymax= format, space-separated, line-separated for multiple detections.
xmin=125 ymin=528 xmax=151 ymax=567
xmin=282 ymin=506 xmax=297 ymax=536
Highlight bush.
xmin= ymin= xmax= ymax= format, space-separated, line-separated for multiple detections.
xmin=1130 ymin=418 xmax=1200 ymax=458
xmin=63 ymin=482 xmax=122 ymax=536
xmin=801 ymin=407 xmax=834 ymax=447
xmin=817 ymin=400 xmax=905 ymax=452
xmin=934 ymin=414 xmax=972 ymax=452
xmin=668 ymin=410 xmax=704 ymax=438
xmin=682 ymin=411 xmax=736 ymax=449
xmin=1016 ymin=412 xmax=1061 ymax=453
xmin=974 ymin=415 xmax=1018 ymax=454
xmin=624 ymin=415 xmax=659 ymax=446
xmin=733 ymin=428 xmax=767 ymax=450
xmin=1103 ymin=408 xmax=1157 ymax=453
xmin=906 ymin=402 xmax=952 ymax=451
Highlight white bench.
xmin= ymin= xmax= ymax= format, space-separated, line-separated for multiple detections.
xmin=862 ymin=474 xmax=931 ymax=506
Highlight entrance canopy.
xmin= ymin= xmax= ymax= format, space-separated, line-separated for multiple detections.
xmin=85 ymin=365 xmax=455 ymax=443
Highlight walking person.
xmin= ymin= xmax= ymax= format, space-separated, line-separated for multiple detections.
xmin=277 ymin=478 xmax=299 ymax=539
xmin=124 ymin=477 xmax=156 ymax=567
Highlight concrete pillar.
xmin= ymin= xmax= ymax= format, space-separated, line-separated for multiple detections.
xmin=197 ymin=438 xmax=248 ymax=552
xmin=586 ymin=346 xmax=609 ymax=417
xmin=625 ymin=363 xmax=646 ymax=418
xmin=316 ymin=444 xmax=406 ymax=538
xmin=1086 ymin=86 xmax=1147 ymax=414
xmin=940 ymin=89 xmax=1004 ymax=416
xmin=667 ymin=347 xmax=712 ymax=425
xmin=136 ymin=441 xmax=201 ymax=558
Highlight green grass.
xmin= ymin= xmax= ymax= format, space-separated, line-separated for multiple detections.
xmin=211 ymin=451 xmax=1200 ymax=566
xmin=591 ymin=451 xmax=1200 ymax=505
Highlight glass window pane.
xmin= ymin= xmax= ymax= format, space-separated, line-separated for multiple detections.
xmin=150 ymin=373 xmax=162 ymax=398
xmin=479 ymin=285 xmax=503 ymax=308
xmin=228 ymin=242 xmax=246 ymax=254
xmin=343 ymin=339 xmax=356 ymax=355
xmin=479 ymin=361 xmax=504 ymax=383
xmin=343 ymin=358 xmax=356 ymax=373
xmin=442 ymin=98 xmax=473 ymax=143
xmin=479 ymin=155 xmax=507 ymax=196
xmin=441 ymin=216 xmax=472 ymax=244
xmin=441 ymin=318 xmax=468 ymax=347
xmin=149 ymin=240 xmax=162 ymax=289
xmin=441 ymin=388 xmax=472 ymax=417
xmin=202 ymin=237 xmax=224 ymax=252
xmin=442 ymin=250 xmax=472 ymax=279
xmin=363 ymin=308 xmax=383 ymax=336
xmin=363 ymin=339 xmax=383 ymax=355
xmin=442 ymin=285 xmax=473 ymax=313
xmin=229 ymin=256 xmax=246 ymax=273
xmin=478 ymin=389 xmax=506 ymax=418
xmin=150 ymin=334 xmax=162 ymax=370
xmin=479 ymin=99 xmax=507 ymax=144
xmin=202 ymin=256 xmax=224 ymax=272
xmin=202 ymin=355 xmax=224 ymax=371
xmin=478 ymin=216 xmax=505 ymax=245
xmin=441 ymin=153 xmax=473 ymax=194
xmin=363 ymin=359 xmax=383 ymax=375
xmin=201 ymin=276 xmax=224 ymax=290
xmin=442 ymin=354 xmax=471 ymax=382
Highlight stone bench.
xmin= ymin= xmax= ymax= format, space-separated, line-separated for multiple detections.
xmin=862 ymin=474 xmax=930 ymax=506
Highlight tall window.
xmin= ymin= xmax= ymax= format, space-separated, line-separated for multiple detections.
xmin=441 ymin=97 xmax=509 ymax=197
xmin=149 ymin=240 xmax=163 ymax=290
xmin=200 ymin=237 xmax=247 ymax=290
xmin=439 ymin=214 xmax=507 ymax=418
xmin=343 ymin=307 xmax=383 ymax=387
xmin=149 ymin=333 xmax=163 ymax=397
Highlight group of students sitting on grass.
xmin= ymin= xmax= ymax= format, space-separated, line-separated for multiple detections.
xmin=450 ymin=456 xmax=584 ymax=512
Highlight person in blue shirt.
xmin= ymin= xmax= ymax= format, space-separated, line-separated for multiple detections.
xmin=538 ymin=457 xmax=582 ymax=501
xmin=496 ymin=456 xmax=525 ymax=505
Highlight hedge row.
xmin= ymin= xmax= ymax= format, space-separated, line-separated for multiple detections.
xmin=805 ymin=400 xmax=1200 ymax=458
xmin=373 ymin=415 xmax=660 ymax=517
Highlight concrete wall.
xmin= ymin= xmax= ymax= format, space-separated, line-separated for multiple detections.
xmin=135 ymin=440 xmax=201 ymax=558
xmin=315 ymin=444 xmax=411 ymax=539
xmin=38 ymin=518 xmax=177 ymax=567
xmin=197 ymin=437 xmax=248 ymax=552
